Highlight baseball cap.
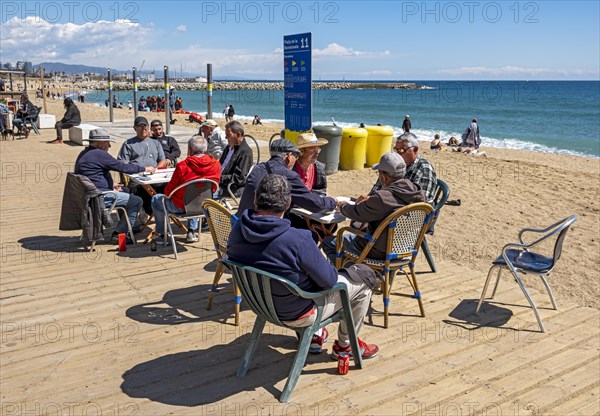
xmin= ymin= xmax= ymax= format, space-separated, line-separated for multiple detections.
xmin=270 ymin=139 xmax=300 ymax=156
xmin=134 ymin=116 xmax=149 ymax=126
xmin=88 ymin=128 xmax=116 ymax=142
xmin=372 ymin=152 xmax=406 ymax=178
xmin=200 ymin=119 xmax=218 ymax=128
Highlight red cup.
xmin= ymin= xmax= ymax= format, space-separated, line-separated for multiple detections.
xmin=118 ymin=233 xmax=127 ymax=252
xmin=337 ymin=353 xmax=350 ymax=375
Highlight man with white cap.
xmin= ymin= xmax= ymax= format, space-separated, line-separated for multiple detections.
xmin=323 ymin=151 xmax=426 ymax=262
xmin=199 ymin=119 xmax=228 ymax=160
xmin=75 ymin=128 xmax=156 ymax=244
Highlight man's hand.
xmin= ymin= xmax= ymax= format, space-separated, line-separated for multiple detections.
xmin=144 ymin=166 xmax=156 ymax=174
xmin=157 ymin=160 xmax=168 ymax=169
xmin=113 ymin=183 xmax=123 ymax=192
xmin=356 ymin=194 xmax=369 ymax=204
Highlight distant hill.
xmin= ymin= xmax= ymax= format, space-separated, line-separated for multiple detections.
xmin=34 ymin=62 xmax=257 ymax=80
xmin=35 ymin=62 xmax=131 ymax=75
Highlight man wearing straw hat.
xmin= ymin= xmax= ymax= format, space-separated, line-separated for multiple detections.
xmin=75 ymin=128 xmax=155 ymax=244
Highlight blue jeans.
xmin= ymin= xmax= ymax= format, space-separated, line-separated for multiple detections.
xmin=151 ymin=194 xmax=198 ymax=236
xmin=322 ymin=234 xmax=363 ymax=265
xmin=103 ymin=191 xmax=143 ymax=234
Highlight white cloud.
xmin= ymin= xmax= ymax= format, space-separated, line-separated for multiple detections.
xmin=176 ymin=25 xmax=187 ymax=32
xmin=313 ymin=43 xmax=390 ymax=58
xmin=437 ymin=66 xmax=594 ymax=77
xmin=0 ymin=17 xmax=152 ymax=65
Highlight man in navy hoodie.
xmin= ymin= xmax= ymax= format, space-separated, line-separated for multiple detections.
xmin=227 ymin=174 xmax=379 ymax=360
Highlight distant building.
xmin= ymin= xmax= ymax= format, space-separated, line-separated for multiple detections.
xmin=16 ymin=61 xmax=33 ymax=74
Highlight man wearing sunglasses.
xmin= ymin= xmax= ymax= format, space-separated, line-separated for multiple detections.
xmin=364 ymin=132 xmax=437 ymax=202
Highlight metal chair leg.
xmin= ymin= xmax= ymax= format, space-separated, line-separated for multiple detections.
xmin=540 ymin=274 xmax=558 ymax=310
xmin=490 ymin=267 xmax=502 ymax=298
xmin=511 ymin=270 xmax=546 ymax=332
xmin=476 ymin=265 xmax=498 ymax=314
xmin=421 ymin=237 xmax=437 ymax=272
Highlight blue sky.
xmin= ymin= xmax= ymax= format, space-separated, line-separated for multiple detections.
xmin=1 ymin=0 xmax=599 ymax=80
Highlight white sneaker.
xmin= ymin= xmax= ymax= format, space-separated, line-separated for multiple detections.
xmin=186 ymin=230 xmax=197 ymax=243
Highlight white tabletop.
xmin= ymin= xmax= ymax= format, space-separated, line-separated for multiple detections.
xmin=128 ymin=168 xmax=175 ymax=185
xmin=290 ymin=199 xmax=354 ymax=224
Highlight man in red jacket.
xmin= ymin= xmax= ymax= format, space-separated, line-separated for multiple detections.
xmin=151 ymin=135 xmax=221 ymax=244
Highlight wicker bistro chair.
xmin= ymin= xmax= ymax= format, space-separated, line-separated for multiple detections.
xmin=201 ymin=199 xmax=241 ymax=325
xmin=421 ymin=179 xmax=450 ymax=273
xmin=161 ymin=178 xmax=219 ymax=259
xmin=336 ymin=202 xmax=435 ymax=328
xmin=476 ymin=215 xmax=576 ymax=333
xmin=223 ymin=259 xmax=364 ymax=403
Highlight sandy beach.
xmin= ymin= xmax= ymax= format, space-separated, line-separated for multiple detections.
xmin=8 ymin=95 xmax=600 ymax=309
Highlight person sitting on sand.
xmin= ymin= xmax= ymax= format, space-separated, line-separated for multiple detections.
xmin=447 ymin=136 xmax=459 ymax=147
xmin=252 ymin=115 xmax=263 ymax=125
xmin=430 ymin=134 xmax=444 ymax=151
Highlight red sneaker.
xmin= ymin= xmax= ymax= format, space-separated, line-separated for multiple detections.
xmin=331 ymin=338 xmax=379 ymax=360
xmin=309 ymin=327 xmax=329 ymax=354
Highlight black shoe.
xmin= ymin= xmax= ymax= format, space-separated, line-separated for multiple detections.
xmin=111 ymin=231 xmax=134 ymax=245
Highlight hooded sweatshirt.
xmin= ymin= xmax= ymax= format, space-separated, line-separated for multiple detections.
xmin=340 ymin=178 xmax=426 ymax=259
xmin=227 ymin=210 xmax=338 ymax=321
xmin=164 ymin=154 xmax=221 ymax=209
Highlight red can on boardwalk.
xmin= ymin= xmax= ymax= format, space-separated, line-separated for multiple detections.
xmin=337 ymin=353 xmax=350 ymax=375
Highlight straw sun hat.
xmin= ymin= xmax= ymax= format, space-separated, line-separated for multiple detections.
xmin=296 ymin=132 xmax=328 ymax=149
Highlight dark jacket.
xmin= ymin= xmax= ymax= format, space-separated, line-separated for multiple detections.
xmin=219 ymin=139 xmax=253 ymax=196
xmin=236 ymin=156 xmax=336 ymax=217
xmin=340 ymin=179 xmax=426 ymax=259
xmin=152 ymin=134 xmax=181 ymax=162
xmin=227 ymin=210 xmax=338 ymax=321
xmin=61 ymin=105 xmax=81 ymax=125
xmin=59 ymin=173 xmax=108 ymax=244
xmin=75 ymin=147 xmax=145 ymax=191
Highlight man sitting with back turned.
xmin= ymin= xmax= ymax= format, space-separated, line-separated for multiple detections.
xmin=150 ymin=135 xmax=221 ymax=244
xmin=323 ymin=151 xmax=427 ymax=262
xmin=227 ymin=174 xmax=379 ymax=359
xmin=236 ymin=138 xmax=337 ymax=217
xmin=75 ymin=128 xmax=155 ymax=244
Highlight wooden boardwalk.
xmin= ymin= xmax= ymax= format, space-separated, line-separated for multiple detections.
xmin=1 ymin=134 xmax=599 ymax=415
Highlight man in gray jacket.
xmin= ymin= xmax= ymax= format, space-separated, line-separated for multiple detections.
xmin=323 ymin=152 xmax=426 ymax=262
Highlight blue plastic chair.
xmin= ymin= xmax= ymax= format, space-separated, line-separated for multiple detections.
xmin=476 ymin=215 xmax=577 ymax=332
xmin=223 ymin=259 xmax=364 ymax=403
xmin=421 ymin=179 xmax=450 ymax=272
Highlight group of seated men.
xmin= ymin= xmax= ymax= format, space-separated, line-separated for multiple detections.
xmin=74 ymin=120 xmax=437 ymax=360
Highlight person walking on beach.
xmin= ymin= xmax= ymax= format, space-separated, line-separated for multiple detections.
xmin=227 ymin=104 xmax=235 ymax=121
xmin=402 ymin=115 xmax=411 ymax=133
xmin=223 ymin=104 xmax=230 ymax=122
xmin=463 ymin=118 xmax=481 ymax=149
xmin=49 ymin=97 xmax=81 ymax=144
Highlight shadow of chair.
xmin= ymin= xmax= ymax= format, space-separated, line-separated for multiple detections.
xmin=421 ymin=178 xmax=450 ymax=272
xmin=224 ymin=258 xmax=364 ymax=403
xmin=476 ymin=215 xmax=577 ymax=333
xmin=202 ymin=199 xmax=241 ymax=325
xmin=162 ymin=178 xmax=219 ymax=259
xmin=336 ymin=202 xmax=434 ymax=328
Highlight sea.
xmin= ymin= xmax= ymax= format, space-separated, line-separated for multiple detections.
xmin=81 ymin=81 xmax=600 ymax=158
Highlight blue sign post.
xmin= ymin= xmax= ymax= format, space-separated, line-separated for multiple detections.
xmin=284 ymin=32 xmax=312 ymax=142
